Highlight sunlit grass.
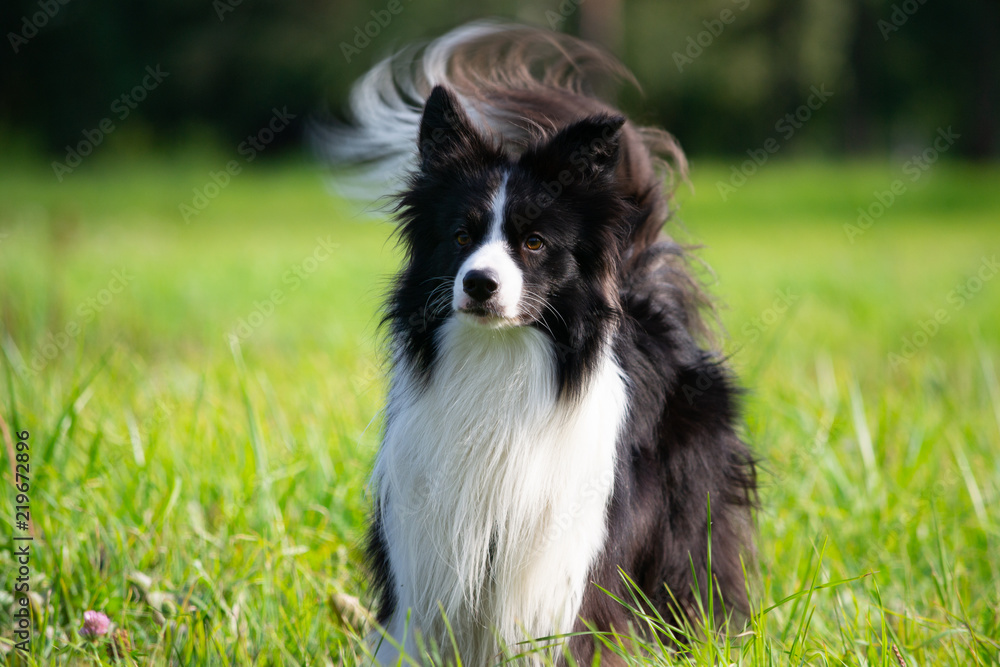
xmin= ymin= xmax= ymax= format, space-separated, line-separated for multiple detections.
xmin=0 ymin=155 xmax=998 ymax=665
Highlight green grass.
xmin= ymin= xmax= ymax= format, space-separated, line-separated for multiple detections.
xmin=0 ymin=154 xmax=998 ymax=665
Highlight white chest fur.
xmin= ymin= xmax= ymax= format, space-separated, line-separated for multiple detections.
xmin=373 ymin=318 xmax=628 ymax=664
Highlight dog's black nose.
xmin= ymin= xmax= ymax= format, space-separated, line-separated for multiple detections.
xmin=463 ymin=269 xmax=499 ymax=302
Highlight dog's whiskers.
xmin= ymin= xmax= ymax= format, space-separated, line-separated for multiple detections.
xmin=421 ymin=277 xmax=456 ymax=319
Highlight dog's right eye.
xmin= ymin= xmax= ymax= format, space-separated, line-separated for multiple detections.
xmin=455 ymin=230 xmax=472 ymax=247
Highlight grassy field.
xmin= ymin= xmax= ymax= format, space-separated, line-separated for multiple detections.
xmin=1 ymin=154 xmax=999 ymax=665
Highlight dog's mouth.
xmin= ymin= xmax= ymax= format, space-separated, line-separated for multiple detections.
xmin=457 ymin=304 xmax=522 ymax=328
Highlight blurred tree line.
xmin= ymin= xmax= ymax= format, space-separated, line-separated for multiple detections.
xmin=1 ymin=0 xmax=996 ymax=159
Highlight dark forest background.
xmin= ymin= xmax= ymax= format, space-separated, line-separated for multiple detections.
xmin=1 ymin=0 xmax=997 ymax=160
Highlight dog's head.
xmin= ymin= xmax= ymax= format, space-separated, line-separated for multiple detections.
xmin=389 ymin=85 xmax=636 ymax=373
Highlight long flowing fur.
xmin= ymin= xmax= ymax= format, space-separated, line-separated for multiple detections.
xmin=313 ymin=21 xmax=687 ymax=245
xmin=317 ymin=21 xmax=758 ymax=666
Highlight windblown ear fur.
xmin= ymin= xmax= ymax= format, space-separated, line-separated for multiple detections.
xmin=522 ymin=114 xmax=626 ymax=184
xmin=418 ymin=85 xmax=491 ymax=168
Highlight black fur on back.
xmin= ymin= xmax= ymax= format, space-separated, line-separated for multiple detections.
xmin=571 ymin=242 xmax=757 ymax=661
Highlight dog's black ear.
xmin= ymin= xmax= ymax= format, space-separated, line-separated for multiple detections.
xmin=524 ymin=114 xmax=625 ymax=184
xmin=418 ymin=85 xmax=489 ymax=168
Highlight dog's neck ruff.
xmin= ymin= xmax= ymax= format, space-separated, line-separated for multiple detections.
xmin=374 ymin=317 xmax=627 ymax=664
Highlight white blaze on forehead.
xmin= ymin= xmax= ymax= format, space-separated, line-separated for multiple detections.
xmin=453 ymin=171 xmax=524 ymax=320
xmin=486 ymin=172 xmax=510 ymax=243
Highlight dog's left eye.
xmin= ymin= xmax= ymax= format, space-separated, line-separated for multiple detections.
xmin=524 ymin=235 xmax=544 ymax=251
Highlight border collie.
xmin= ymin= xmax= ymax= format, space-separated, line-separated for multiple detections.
xmin=320 ymin=22 xmax=757 ymax=665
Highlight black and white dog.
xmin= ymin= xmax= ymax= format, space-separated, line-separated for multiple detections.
xmin=322 ymin=22 xmax=757 ymax=665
